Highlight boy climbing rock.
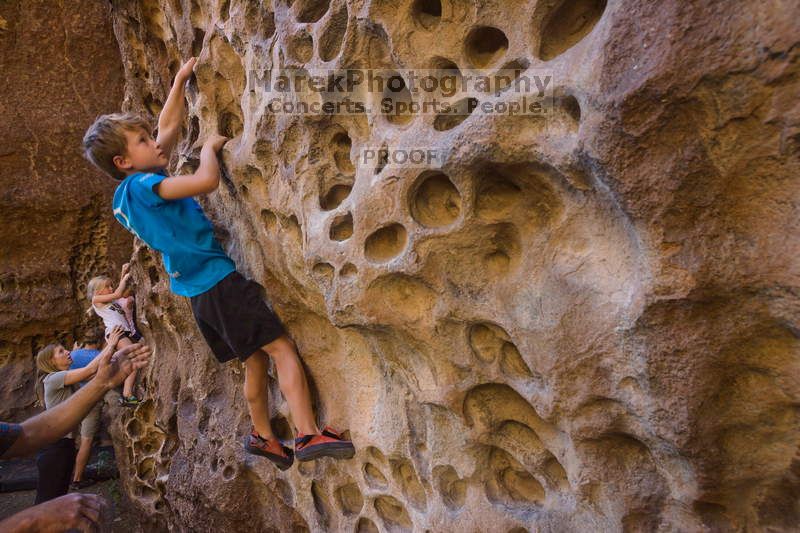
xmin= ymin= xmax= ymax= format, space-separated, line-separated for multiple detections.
xmin=82 ymin=57 xmax=354 ymax=470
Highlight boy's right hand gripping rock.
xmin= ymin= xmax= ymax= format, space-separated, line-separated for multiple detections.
xmin=204 ymin=134 xmax=229 ymax=154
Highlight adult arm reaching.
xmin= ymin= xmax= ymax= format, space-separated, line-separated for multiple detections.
xmin=2 ymin=342 xmax=151 ymax=459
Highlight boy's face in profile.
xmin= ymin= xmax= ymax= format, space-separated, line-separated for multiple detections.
xmin=115 ymin=127 xmax=168 ymax=175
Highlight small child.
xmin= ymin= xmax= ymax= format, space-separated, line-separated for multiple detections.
xmin=87 ymin=264 xmax=142 ymax=406
xmin=82 ymin=57 xmax=354 ymax=470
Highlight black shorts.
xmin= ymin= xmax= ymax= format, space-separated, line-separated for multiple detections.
xmin=105 ymin=330 xmax=142 ymax=342
xmin=190 ymin=271 xmax=286 ymax=363
xmin=122 ymin=330 xmax=142 ymax=342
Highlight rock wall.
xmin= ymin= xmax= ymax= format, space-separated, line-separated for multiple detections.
xmin=107 ymin=0 xmax=800 ymax=531
xmin=0 ymin=0 xmax=131 ymax=421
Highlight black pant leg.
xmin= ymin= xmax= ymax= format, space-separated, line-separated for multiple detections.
xmin=35 ymin=438 xmax=76 ymax=504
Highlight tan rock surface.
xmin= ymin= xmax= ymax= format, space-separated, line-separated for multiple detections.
xmin=0 ymin=0 xmax=131 ymax=420
xmin=105 ymin=0 xmax=799 ymax=531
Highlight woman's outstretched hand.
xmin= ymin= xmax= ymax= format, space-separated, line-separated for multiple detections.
xmin=93 ymin=342 xmax=152 ymax=391
xmin=106 ymin=325 xmax=125 ymax=350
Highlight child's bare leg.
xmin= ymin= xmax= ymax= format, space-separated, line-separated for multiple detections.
xmin=122 ymin=297 xmax=136 ymax=331
xmin=243 ymin=351 xmax=274 ymax=439
xmin=73 ymin=437 xmax=93 ymax=483
xmin=261 ymin=335 xmax=319 ymax=436
xmin=116 ymin=336 xmax=136 ymax=397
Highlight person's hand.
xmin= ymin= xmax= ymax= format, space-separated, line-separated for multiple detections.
xmin=72 ymin=341 xmax=80 ymax=351
xmin=106 ymin=325 xmax=125 ymax=350
xmin=120 ymin=272 xmax=132 ymax=288
xmin=176 ymin=57 xmax=197 ymax=82
xmin=93 ymin=342 xmax=152 ymax=391
xmin=203 ymin=133 xmax=229 ymax=154
xmin=1 ymin=493 xmax=108 ymax=532
xmin=121 ymin=262 xmax=130 ymax=277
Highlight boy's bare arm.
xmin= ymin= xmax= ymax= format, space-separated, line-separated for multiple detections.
xmin=156 ymin=57 xmax=196 ymax=160
xmin=156 ymin=134 xmax=228 ymax=200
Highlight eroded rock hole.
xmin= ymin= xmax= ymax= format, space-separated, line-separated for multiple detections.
xmin=187 ymin=116 xmax=200 ymax=147
xmin=374 ymin=143 xmax=389 ymax=174
xmin=261 ymin=209 xmax=278 ymax=232
xmin=243 ymin=0 xmax=276 ymax=38
xmin=334 ymin=481 xmax=364 ymax=515
xmin=126 ymin=418 xmax=144 ymax=440
xmin=560 ymin=94 xmax=581 ymax=123
xmin=543 ymin=457 xmax=570 ymax=490
xmin=293 ymin=0 xmax=330 ymax=23
xmin=465 ymin=26 xmax=508 ymax=67
xmin=192 ymin=28 xmax=206 ymax=57
xmin=409 ymin=171 xmax=461 ymax=228
xmin=430 ymin=58 xmax=463 ymax=104
xmin=330 ymin=212 xmax=353 ymax=241
xmin=434 ymin=96 xmax=478 ymax=131
xmin=363 ymin=462 xmax=388 ymax=488
xmin=311 ymin=481 xmax=331 ymax=523
xmin=356 ymin=517 xmax=379 ymax=533
xmin=218 ymin=110 xmax=243 ymax=138
xmin=340 ymin=262 xmax=357 ymax=278
xmin=475 ymin=174 xmax=522 ymax=221
xmin=320 ymin=183 xmax=352 ymax=210
xmin=147 ymin=265 xmax=160 ymax=285
xmin=374 ymin=495 xmax=413 ymax=532
xmin=391 ymin=458 xmax=427 ymax=510
xmin=286 ymin=31 xmax=314 ymax=63
xmin=318 ymin=4 xmax=348 ymax=61
xmin=500 ymin=341 xmax=534 ymax=379
xmin=367 ymin=446 xmax=387 ymax=464
xmin=143 ymin=93 xmax=163 ymax=116
xmin=538 ymin=0 xmax=607 ymax=60
xmin=412 ymin=0 xmax=441 ymax=30
xmin=222 ymin=465 xmax=237 ymax=481
xmin=485 ymin=448 xmax=545 ymax=506
xmin=332 ymin=131 xmax=354 ymax=173
xmin=312 ymin=262 xmax=334 ymax=285
xmin=494 ymin=59 xmax=529 ymax=94
xmin=434 ymin=465 xmax=466 ymax=510
xmin=218 ymin=0 xmax=231 ymax=21
xmin=364 ymin=223 xmax=407 ymax=263
xmin=381 ymin=74 xmax=415 ymax=126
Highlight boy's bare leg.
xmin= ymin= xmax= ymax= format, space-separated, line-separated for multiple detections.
xmin=116 ymin=337 xmax=136 ymax=397
xmin=73 ymin=437 xmax=93 ymax=483
xmin=243 ymin=352 xmax=275 ymax=440
xmin=261 ymin=335 xmax=319 ymax=436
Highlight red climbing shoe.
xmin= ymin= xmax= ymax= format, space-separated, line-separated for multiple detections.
xmin=244 ymin=431 xmax=294 ymax=471
xmin=295 ymin=426 xmax=355 ymax=462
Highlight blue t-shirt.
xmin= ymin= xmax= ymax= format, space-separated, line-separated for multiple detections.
xmin=69 ymin=348 xmax=100 ymax=387
xmin=69 ymin=349 xmax=100 ymax=370
xmin=113 ymin=172 xmax=235 ymax=297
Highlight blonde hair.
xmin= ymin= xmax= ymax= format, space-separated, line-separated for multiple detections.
xmin=35 ymin=344 xmax=61 ymax=406
xmin=82 ymin=113 xmax=152 ymax=180
xmin=86 ymin=276 xmax=112 ymax=316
